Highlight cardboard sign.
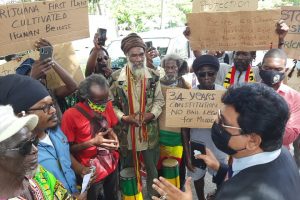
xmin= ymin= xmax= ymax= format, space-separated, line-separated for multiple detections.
xmin=192 ymin=0 xmax=258 ymax=12
xmin=287 ymin=66 xmax=300 ymax=92
xmin=0 ymin=51 xmax=39 ymax=76
xmin=0 ymin=42 xmax=84 ymax=89
xmin=165 ymin=89 xmax=224 ymax=128
xmin=281 ymin=7 xmax=300 ymax=59
xmin=0 ymin=0 xmax=89 ymax=56
xmin=187 ymin=10 xmax=280 ymax=51
xmin=159 ymin=86 xmax=181 ymax=133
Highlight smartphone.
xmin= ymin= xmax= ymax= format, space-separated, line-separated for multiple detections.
xmin=98 ymin=28 xmax=107 ymax=46
xmin=145 ymin=41 xmax=153 ymax=49
xmin=190 ymin=140 xmax=206 ymax=169
xmin=40 ymin=46 xmax=53 ymax=60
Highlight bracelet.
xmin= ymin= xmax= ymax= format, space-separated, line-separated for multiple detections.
xmin=279 ymin=40 xmax=285 ymax=46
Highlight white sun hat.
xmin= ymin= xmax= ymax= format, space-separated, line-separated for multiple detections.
xmin=0 ymin=105 xmax=38 ymax=143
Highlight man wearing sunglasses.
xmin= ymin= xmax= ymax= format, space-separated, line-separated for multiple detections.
xmin=86 ymin=32 xmax=113 ymax=79
xmin=0 ymin=105 xmax=39 ymax=198
xmin=0 ymin=105 xmax=81 ymax=199
xmin=152 ymin=83 xmax=300 ymax=200
xmin=0 ymin=74 xmax=87 ymax=198
xmin=182 ymin=55 xmax=227 ymax=200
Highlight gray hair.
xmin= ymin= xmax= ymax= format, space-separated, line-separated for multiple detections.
xmin=161 ymin=54 xmax=183 ymax=69
xmin=77 ymin=74 xmax=109 ymax=102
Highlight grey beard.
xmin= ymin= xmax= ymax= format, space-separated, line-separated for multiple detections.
xmin=164 ymin=74 xmax=177 ymax=81
xmin=25 ymin=166 xmax=37 ymax=179
xmin=128 ymin=60 xmax=145 ymax=79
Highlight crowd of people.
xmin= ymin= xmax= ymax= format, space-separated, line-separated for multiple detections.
xmin=0 ymin=18 xmax=300 ymax=200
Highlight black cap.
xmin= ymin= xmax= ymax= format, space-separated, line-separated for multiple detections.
xmin=192 ymin=55 xmax=220 ymax=72
xmin=0 ymin=74 xmax=49 ymax=114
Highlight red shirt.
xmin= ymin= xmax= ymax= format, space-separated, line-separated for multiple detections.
xmin=61 ymin=101 xmax=118 ymax=166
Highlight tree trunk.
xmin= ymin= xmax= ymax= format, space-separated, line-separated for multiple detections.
xmin=97 ymin=2 xmax=102 ymax=15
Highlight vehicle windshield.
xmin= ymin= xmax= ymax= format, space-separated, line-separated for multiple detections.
xmin=107 ymin=37 xmax=171 ymax=59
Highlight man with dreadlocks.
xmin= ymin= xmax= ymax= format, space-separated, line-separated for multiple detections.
xmin=110 ymin=33 xmax=165 ymax=198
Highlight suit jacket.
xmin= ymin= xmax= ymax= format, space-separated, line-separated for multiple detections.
xmin=216 ymin=148 xmax=300 ymax=200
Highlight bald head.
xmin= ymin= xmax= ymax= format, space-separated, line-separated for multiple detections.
xmin=263 ymin=49 xmax=287 ymax=66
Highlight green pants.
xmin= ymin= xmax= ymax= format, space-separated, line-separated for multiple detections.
xmin=121 ymin=147 xmax=160 ymax=197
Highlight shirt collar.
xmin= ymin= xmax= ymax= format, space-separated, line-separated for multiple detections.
xmin=232 ymin=149 xmax=281 ymax=176
xmin=277 ymin=83 xmax=288 ymax=94
xmin=117 ymin=66 xmax=152 ymax=81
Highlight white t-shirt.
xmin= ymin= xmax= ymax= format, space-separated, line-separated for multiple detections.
xmin=40 ymin=133 xmax=54 ymax=147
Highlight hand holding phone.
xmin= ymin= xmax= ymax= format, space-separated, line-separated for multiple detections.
xmin=40 ymin=46 xmax=53 ymax=61
xmin=145 ymin=41 xmax=153 ymax=49
xmin=190 ymin=140 xmax=206 ymax=169
xmin=98 ymin=28 xmax=107 ymax=46
xmin=194 ymin=147 xmax=221 ymax=171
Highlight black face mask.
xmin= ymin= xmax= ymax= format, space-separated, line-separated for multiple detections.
xmin=259 ymin=69 xmax=285 ymax=87
xmin=211 ymin=122 xmax=245 ymax=155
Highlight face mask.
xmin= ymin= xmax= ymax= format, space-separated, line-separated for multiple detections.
xmin=296 ymin=61 xmax=300 ymax=70
xmin=211 ymin=122 xmax=245 ymax=155
xmin=152 ymin=56 xmax=161 ymax=68
xmin=259 ymin=69 xmax=285 ymax=87
xmin=87 ymin=99 xmax=107 ymax=113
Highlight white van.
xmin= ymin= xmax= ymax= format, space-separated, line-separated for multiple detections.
xmin=107 ymin=27 xmax=194 ymax=69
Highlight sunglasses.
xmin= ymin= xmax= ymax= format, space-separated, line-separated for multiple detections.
xmin=4 ymin=136 xmax=39 ymax=156
xmin=28 ymin=102 xmax=55 ymax=114
xmin=97 ymin=56 xmax=109 ymax=62
xmin=196 ymin=71 xmax=216 ymax=78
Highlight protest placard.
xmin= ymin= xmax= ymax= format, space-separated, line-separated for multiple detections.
xmin=165 ymin=89 xmax=224 ymax=128
xmin=0 ymin=51 xmax=39 ymax=76
xmin=281 ymin=7 xmax=300 ymax=59
xmin=192 ymin=0 xmax=258 ymax=12
xmin=0 ymin=42 xmax=84 ymax=89
xmin=187 ymin=10 xmax=280 ymax=51
xmin=159 ymin=86 xmax=181 ymax=133
xmin=287 ymin=65 xmax=300 ymax=92
xmin=0 ymin=0 xmax=89 ymax=56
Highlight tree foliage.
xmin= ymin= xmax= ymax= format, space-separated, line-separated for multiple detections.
xmin=91 ymin=0 xmax=192 ymax=32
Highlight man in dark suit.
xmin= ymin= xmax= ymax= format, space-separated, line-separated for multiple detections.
xmin=151 ymin=83 xmax=300 ymax=200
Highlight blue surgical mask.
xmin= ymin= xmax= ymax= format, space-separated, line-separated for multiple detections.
xmin=296 ymin=61 xmax=300 ymax=70
xmin=152 ymin=56 xmax=161 ymax=68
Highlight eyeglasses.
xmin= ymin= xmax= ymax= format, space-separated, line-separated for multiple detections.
xmin=97 ymin=56 xmax=109 ymax=62
xmin=28 ymin=102 xmax=55 ymax=114
xmin=217 ymin=109 xmax=243 ymax=134
xmin=196 ymin=71 xmax=216 ymax=78
xmin=3 ymin=136 xmax=39 ymax=156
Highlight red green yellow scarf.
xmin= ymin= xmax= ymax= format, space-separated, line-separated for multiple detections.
xmin=126 ymin=66 xmax=148 ymax=192
xmin=223 ymin=65 xmax=255 ymax=89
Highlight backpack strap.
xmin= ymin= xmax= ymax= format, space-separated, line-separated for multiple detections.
xmin=74 ymin=105 xmax=108 ymax=136
xmin=75 ymin=105 xmax=93 ymax=121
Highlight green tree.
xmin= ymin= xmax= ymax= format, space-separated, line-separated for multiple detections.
xmin=101 ymin=0 xmax=192 ymax=32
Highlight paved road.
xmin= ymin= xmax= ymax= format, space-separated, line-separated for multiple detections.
xmin=142 ymin=173 xmax=216 ymax=200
